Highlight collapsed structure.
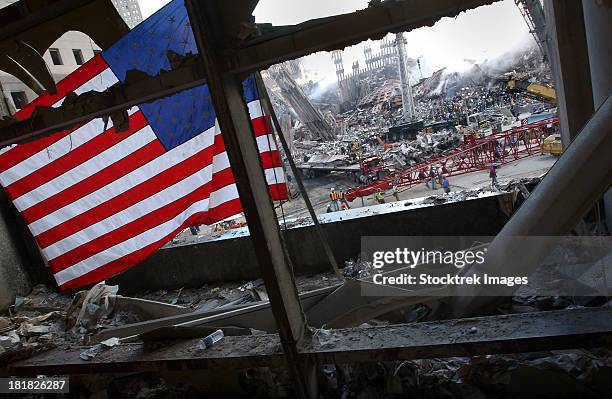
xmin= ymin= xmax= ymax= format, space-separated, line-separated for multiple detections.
xmin=0 ymin=0 xmax=610 ymax=398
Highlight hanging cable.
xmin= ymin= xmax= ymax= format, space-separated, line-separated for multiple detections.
xmin=254 ymin=72 xmax=342 ymax=277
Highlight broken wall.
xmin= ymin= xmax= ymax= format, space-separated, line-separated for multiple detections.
xmin=109 ymin=192 xmax=515 ymax=293
xmin=0 ymin=191 xmax=31 ymax=312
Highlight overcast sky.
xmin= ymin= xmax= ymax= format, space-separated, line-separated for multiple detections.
xmin=138 ymin=0 xmax=534 ymax=82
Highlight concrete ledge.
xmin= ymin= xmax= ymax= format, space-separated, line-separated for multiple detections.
xmin=109 ymin=192 xmax=516 ymax=293
xmin=6 ymin=307 xmax=611 ymax=375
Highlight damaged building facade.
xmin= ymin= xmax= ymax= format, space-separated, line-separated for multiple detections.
xmin=0 ymin=0 xmax=611 ymax=398
xmin=0 ymin=0 xmax=142 ymax=116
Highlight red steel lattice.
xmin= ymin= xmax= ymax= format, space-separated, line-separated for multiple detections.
xmin=346 ymin=117 xmax=559 ymax=201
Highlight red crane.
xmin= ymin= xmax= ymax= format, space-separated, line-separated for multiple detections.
xmin=345 ymin=117 xmax=559 ymax=202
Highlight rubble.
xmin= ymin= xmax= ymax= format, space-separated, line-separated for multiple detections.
xmin=343 ymin=258 xmax=375 ymax=279
xmin=2 ymin=272 xmax=610 ymax=397
xmin=0 ymin=274 xmax=341 ymax=366
xmin=80 ymin=337 xmax=120 ymax=361
xmin=312 ymin=350 xmax=612 ymax=398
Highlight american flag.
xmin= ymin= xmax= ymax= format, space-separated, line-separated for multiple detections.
xmin=0 ymin=0 xmax=286 ymax=291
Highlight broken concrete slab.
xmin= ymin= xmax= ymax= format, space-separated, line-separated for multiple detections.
xmin=112 ymin=296 xmax=192 ymax=320
xmin=92 ymin=285 xmax=338 ymax=343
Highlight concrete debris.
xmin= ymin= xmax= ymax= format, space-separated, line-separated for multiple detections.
xmin=79 ymin=337 xmax=120 ymax=361
xmin=313 ymin=328 xmax=341 ymax=349
xmin=0 ymin=274 xmax=341 ymax=364
xmin=12 ymin=284 xmax=72 ymax=314
xmin=343 ymin=258 xmax=374 ymax=279
xmin=310 ymin=350 xmax=612 ymax=398
xmin=0 ymin=316 xmax=14 ymax=333
xmin=0 ymin=330 xmax=20 ymax=349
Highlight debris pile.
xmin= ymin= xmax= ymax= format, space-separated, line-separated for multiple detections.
xmin=343 ymin=258 xmax=374 ymax=279
xmin=311 ymin=350 xmax=612 ymax=398
xmin=260 ymin=43 xmax=553 ymax=203
xmin=0 ymin=285 xmax=73 ymax=365
xmin=0 ymin=274 xmax=342 ymax=366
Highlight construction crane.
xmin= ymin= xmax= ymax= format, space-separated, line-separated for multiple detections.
xmin=345 ymin=117 xmax=559 ymax=202
xmin=504 ymin=75 xmax=556 ymax=104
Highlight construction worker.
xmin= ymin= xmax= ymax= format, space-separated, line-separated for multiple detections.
xmin=425 ymin=166 xmax=436 ymax=190
xmin=391 ymin=185 xmax=400 ymax=202
xmin=442 ymin=175 xmax=450 ymax=194
xmin=375 ymin=190 xmax=385 ymax=204
xmin=337 ymin=189 xmax=350 ymax=210
xmin=329 ymin=188 xmax=340 ymax=212
xmin=489 ymin=164 xmax=499 ymax=190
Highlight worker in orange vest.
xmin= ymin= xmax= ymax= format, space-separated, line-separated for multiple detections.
xmin=337 ymin=189 xmax=350 ymax=210
xmin=329 ymin=188 xmax=340 ymax=212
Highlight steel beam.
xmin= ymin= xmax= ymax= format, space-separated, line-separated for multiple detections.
xmin=451 ymin=93 xmax=612 ymax=317
xmin=254 ymin=73 xmax=341 ymax=277
xmin=0 ymin=62 xmax=207 ymax=147
xmin=228 ymin=0 xmax=497 ymax=73
xmin=543 ymin=0 xmax=594 ymax=145
xmin=6 ymin=307 xmax=612 ymax=376
xmin=185 ymin=2 xmax=316 ymax=397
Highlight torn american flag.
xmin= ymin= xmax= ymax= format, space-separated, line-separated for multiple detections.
xmin=0 ymin=0 xmax=286 ymax=291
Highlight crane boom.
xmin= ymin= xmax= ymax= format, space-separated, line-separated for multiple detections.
xmin=505 ymin=76 xmax=557 ymax=104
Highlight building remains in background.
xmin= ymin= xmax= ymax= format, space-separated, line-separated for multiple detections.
xmin=269 ymin=63 xmax=337 ymax=141
xmin=0 ymin=0 xmax=143 ymax=117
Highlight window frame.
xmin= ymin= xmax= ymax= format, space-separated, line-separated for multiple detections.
xmin=49 ymin=48 xmax=63 ymax=65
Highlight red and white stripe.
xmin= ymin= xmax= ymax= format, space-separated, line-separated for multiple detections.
xmin=0 ymin=54 xmax=286 ymax=291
